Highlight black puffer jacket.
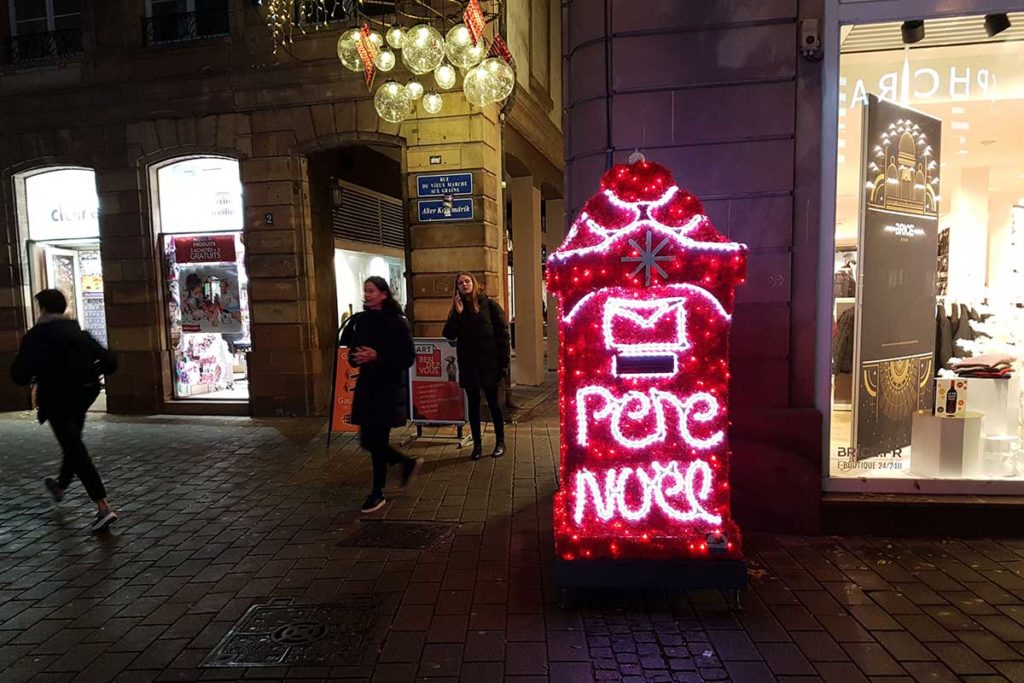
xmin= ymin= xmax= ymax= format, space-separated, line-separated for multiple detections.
xmin=341 ymin=308 xmax=415 ymax=428
xmin=10 ymin=316 xmax=117 ymax=423
xmin=442 ymin=294 xmax=510 ymax=389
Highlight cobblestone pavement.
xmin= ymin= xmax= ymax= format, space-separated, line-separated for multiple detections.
xmin=4 ymin=388 xmax=1024 ymax=682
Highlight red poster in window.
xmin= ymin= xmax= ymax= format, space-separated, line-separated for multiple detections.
xmin=173 ymin=235 xmax=236 ymax=264
xmin=547 ymin=158 xmax=748 ymax=565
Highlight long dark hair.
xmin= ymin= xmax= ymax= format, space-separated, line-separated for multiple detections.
xmin=364 ymin=276 xmax=403 ymax=314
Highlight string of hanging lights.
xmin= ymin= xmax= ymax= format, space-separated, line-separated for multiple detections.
xmin=256 ymin=0 xmax=516 ymax=123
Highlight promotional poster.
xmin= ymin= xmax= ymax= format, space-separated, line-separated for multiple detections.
xmin=177 ymin=264 xmax=243 ymax=334
xmin=854 ymin=95 xmax=941 ymax=458
xmin=409 ymin=338 xmax=465 ymax=424
xmin=330 ymin=349 xmax=360 ymax=433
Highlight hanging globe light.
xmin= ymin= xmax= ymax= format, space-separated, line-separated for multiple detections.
xmin=336 ymin=28 xmax=363 ymax=72
xmin=444 ymin=23 xmax=486 ymax=69
xmin=423 ymin=91 xmax=443 ymax=114
xmin=368 ymin=30 xmax=384 ymax=49
xmin=375 ymin=47 xmax=396 ymax=72
xmin=401 ymin=24 xmax=445 ymax=75
xmin=434 ymin=62 xmax=457 ymax=90
xmin=481 ymin=56 xmax=515 ymax=102
xmin=386 ymin=25 xmax=405 ymax=49
xmin=374 ymin=80 xmax=412 ymax=124
xmin=463 ymin=62 xmax=499 ymax=106
xmin=406 ymin=79 xmax=425 ymax=100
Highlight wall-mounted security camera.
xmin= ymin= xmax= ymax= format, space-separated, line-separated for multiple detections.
xmin=800 ymin=18 xmax=823 ymax=61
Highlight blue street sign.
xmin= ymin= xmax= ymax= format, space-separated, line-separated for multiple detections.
xmin=418 ymin=198 xmax=474 ymax=222
xmin=416 ymin=173 xmax=473 ymax=197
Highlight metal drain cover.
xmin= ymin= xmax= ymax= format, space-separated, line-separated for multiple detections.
xmin=338 ymin=519 xmax=458 ymax=549
xmin=203 ymin=598 xmax=377 ymax=668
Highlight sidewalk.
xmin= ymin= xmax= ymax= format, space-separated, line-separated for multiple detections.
xmin=2 ymin=387 xmax=1024 ymax=682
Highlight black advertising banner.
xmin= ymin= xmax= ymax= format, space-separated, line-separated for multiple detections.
xmin=853 ymin=95 xmax=941 ymax=459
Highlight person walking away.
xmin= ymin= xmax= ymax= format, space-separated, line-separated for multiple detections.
xmin=10 ymin=289 xmax=119 ymax=532
xmin=442 ymin=272 xmax=510 ymax=460
xmin=342 ymin=277 xmax=422 ymax=513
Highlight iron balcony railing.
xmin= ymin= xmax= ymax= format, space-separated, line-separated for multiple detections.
xmin=143 ymin=8 xmax=230 ymax=46
xmin=3 ymin=28 xmax=83 ymax=66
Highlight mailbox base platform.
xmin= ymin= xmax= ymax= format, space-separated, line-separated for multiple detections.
xmin=555 ymin=558 xmax=747 ymax=592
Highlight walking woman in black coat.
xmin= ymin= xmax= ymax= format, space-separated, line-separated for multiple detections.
xmin=442 ymin=272 xmax=510 ymax=460
xmin=343 ymin=276 xmax=421 ymax=513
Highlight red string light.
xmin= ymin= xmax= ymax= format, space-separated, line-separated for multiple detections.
xmin=548 ymin=159 xmax=748 ymax=562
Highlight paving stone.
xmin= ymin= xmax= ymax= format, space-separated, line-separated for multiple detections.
xmin=5 ymin=406 xmax=1024 ymax=681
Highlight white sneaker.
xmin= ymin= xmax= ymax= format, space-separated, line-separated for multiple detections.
xmin=91 ymin=509 xmax=118 ymax=533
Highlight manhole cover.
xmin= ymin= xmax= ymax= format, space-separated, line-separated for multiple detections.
xmin=271 ymin=621 xmax=327 ymax=645
xmin=338 ymin=520 xmax=458 ymax=549
xmin=202 ymin=598 xmax=377 ymax=668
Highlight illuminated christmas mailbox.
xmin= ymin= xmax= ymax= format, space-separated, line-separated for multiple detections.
xmin=548 ymin=158 xmax=748 ymax=588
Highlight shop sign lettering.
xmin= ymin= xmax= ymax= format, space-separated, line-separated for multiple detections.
xmin=843 ymin=67 xmax=996 ymax=108
xmin=174 ymin=235 xmax=237 ymax=264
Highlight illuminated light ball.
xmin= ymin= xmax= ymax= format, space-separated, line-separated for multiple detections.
xmin=444 ymin=23 xmax=486 ymax=69
xmin=386 ymin=25 xmax=405 ymax=49
xmin=422 ymin=90 xmax=443 ymax=114
xmin=401 ymin=24 xmax=445 ymax=75
xmin=336 ymin=28 xmax=363 ymax=72
xmin=368 ymin=30 xmax=384 ymax=48
xmin=480 ymin=56 xmax=515 ymax=101
xmin=461 ymin=63 xmax=494 ymax=106
xmin=434 ymin=62 xmax=457 ymax=90
xmin=374 ymin=80 xmax=412 ymax=124
xmin=405 ymin=79 xmax=425 ymax=100
xmin=374 ymin=47 xmax=396 ymax=72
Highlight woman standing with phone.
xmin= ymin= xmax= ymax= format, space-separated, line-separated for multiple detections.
xmin=343 ymin=276 xmax=422 ymax=513
xmin=443 ymin=272 xmax=510 ymax=460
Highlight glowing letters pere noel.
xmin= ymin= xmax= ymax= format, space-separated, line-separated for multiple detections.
xmin=546 ymin=158 xmax=748 ymax=563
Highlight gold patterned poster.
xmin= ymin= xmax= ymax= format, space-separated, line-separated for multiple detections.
xmin=853 ymin=95 xmax=941 ymax=459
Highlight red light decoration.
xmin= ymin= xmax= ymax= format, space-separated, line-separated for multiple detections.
xmin=548 ymin=159 xmax=748 ymax=563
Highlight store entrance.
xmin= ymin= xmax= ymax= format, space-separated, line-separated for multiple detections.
xmin=27 ymin=242 xmax=107 ymax=343
xmin=25 ymin=240 xmax=109 ymax=408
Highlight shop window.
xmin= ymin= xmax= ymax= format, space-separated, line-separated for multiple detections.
xmin=17 ymin=167 xmax=107 ymax=347
xmin=828 ymin=12 xmax=1024 ymax=486
xmin=154 ymin=157 xmax=249 ymax=401
xmin=6 ymin=0 xmax=83 ymax=63
xmin=334 ymin=248 xmax=406 ymax=324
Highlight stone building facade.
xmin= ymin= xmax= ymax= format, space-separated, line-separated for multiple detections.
xmin=564 ymin=0 xmax=826 ymax=532
xmin=0 ymin=0 xmax=562 ymax=417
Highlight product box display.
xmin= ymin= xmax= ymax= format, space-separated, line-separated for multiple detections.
xmin=911 ymin=411 xmax=984 ymax=478
xmin=935 ymin=378 xmax=968 ymax=418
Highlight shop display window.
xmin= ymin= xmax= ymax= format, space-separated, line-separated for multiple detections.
xmin=334 ymin=247 xmax=406 ymax=324
xmin=829 ymin=13 xmax=1024 ymax=483
xmin=19 ymin=168 xmax=108 ymax=347
xmin=154 ymin=157 xmax=250 ymax=401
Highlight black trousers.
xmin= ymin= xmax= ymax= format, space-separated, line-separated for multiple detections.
xmin=49 ymin=410 xmax=106 ymax=501
xmin=360 ymin=425 xmax=414 ymax=497
xmin=465 ymin=385 xmax=504 ymax=447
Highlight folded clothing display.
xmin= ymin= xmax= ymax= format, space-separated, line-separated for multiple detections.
xmin=951 ymin=353 xmax=1017 ymax=379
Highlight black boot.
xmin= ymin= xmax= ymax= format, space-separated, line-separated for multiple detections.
xmin=491 ymin=442 xmax=506 ymax=458
xmin=470 ymin=444 xmax=482 ymax=460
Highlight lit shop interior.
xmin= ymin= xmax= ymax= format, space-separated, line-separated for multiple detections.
xmin=154 ymin=157 xmax=251 ymax=401
xmin=18 ymin=168 xmax=108 ymax=349
xmin=830 ymin=13 xmax=1024 ymax=483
